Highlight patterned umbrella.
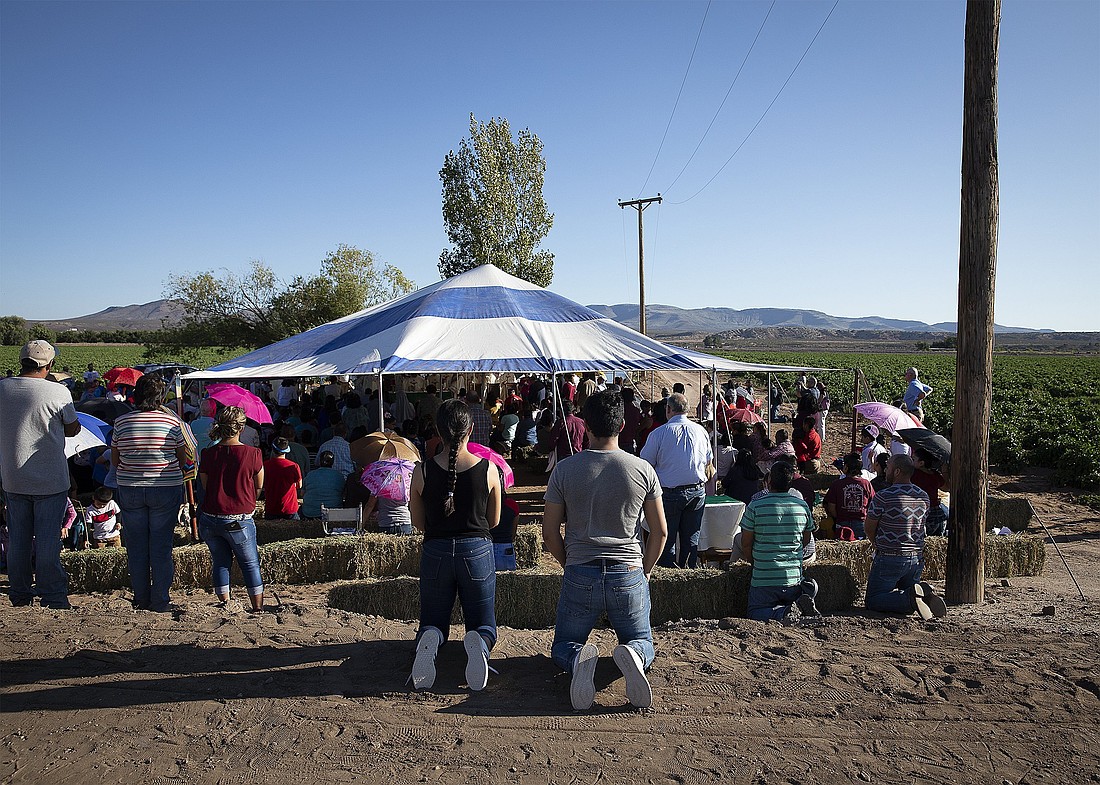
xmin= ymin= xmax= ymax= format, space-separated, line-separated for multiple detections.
xmin=205 ymin=383 xmax=273 ymax=424
xmin=361 ymin=459 xmax=415 ymax=503
xmin=467 ymin=442 xmax=515 ymax=489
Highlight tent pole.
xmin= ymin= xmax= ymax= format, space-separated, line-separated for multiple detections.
xmin=851 ymin=368 xmax=860 ymax=455
xmin=377 ymin=370 xmax=385 ymax=432
xmin=767 ymin=372 xmax=772 ymax=438
xmin=710 ymin=366 xmax=718 ymax=490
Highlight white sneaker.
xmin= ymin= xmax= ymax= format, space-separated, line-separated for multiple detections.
xmin=411 ymin=627 xmax=443 ymax=690
xmin=570 ymin=644 xmax=599 ymax=711
xmin=613 ymin=644 xmax=653 ymax=708
xmin=464 ymin=631 xmax=490 ymax=691
xmin=913 ymin=582 xmax=947 ymax=620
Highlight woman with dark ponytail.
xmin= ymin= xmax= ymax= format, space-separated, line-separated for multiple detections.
xmin=408 ymin=399 xmax=501 ymax=691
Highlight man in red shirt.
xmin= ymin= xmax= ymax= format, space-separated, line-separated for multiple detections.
xmin=793 ymin=416 xmax=822 ymax=475
xmin=263 ymin=438 xmax=303 ymax=519
xmin=824 ymin=453 xmax=876 ymax=539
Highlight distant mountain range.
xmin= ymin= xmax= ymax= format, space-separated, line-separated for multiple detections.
xmin=587 ymin=304 xmax=1053 ymax=335
xmin=40 ymin=300 xmax=185 ymax=332
xmin=36 ymin=298 xmax=1051 ymax=335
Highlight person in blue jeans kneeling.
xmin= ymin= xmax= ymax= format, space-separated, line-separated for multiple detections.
xmin=741 ymin=461 xmax=820 ymax=622
xmin=543 ymin=390 xmax=668 ymax=711
xmin=408 ymin=399 xmax=502 ymax=692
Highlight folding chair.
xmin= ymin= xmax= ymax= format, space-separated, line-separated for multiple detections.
xmin=321 ymin=504 xmax=364 ymax=536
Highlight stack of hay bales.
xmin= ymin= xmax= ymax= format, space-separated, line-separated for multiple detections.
xmin=62 ymin=525 xmax=545 ymax=593
xmin=986 ymin=496 xmax=1033 ymax=532
xmin=326 ymin=563 xmax=860 ymax=627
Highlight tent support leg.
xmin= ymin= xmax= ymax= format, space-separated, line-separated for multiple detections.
xmin=767 ymin=373 xmax=772 ymax=438
xmin=710 ymin=366 xmax=718 ymax=490
xmin=377 ymin=370 xmax=385 ymax=432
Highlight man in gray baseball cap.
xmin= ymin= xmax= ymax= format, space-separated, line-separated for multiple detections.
xmin=0 ymin=340 xmax=81 ymax=609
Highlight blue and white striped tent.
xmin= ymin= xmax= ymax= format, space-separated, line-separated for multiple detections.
xmin=184 ymin=264 xmax=821 ymax=380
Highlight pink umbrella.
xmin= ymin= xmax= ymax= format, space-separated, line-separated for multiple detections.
xmin=205 ymin=383 xmax=273 ymax=425
xmin=361 ymin=458 xmax=415 ymax=503
xmin=467 ymin=442 xmax=515 ymax=489
xmin=853 ymin=402 xmax=922 ymax=435
xmin=727 ymin=408 xmax=764 ymax=425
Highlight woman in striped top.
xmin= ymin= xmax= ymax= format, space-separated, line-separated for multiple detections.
xmin=112 ymin=375 xmax=196 ymax=612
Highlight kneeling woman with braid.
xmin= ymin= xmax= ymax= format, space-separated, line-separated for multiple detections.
xmin=408 ymin=399 xmax=502 ymax=691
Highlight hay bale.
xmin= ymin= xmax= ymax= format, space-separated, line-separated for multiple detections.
xmin=987 ymin=497 xmax=1033 ymax=532
xmin=513 ymin=525 xmax=542 ymax=569
xmin=327 ymin=565 xmax=860 ymax=628
xmin=61 ymin=548 xmax=131 ymax=593
xmin=813 ymin=534 xmax=1045 ymax=584
xmin=255 ymin=518 xmax=327 ymax=544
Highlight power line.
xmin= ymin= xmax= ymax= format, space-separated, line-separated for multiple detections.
xmin=664 ymin=0 xmax=777 ymax=194
xmin=669 ymin=0 xmax=841 ymax=205
xmin=637 ymin=1 xmax=712 ymax=197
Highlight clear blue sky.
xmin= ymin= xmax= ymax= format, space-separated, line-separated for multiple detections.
xmin=2 ymin=0 xmax=1097 ymax=331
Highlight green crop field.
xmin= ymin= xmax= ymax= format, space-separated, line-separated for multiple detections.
xmin=715 ymin=350 xmax=1100 ymax=490
xmin=0 ymin=345 xmax=237 ymax=376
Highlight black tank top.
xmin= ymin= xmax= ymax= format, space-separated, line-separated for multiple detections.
xmin=422 ymin=457 xmax=491 ymax=540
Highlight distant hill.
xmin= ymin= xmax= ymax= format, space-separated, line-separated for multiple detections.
xmin=587 ymin=304 xmax=1052 ymax=335
xmin=40 ymin=299 xmax=184 ymax=332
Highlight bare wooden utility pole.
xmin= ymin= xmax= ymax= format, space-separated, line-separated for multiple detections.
xmin=618 ymin=195 xmax=662 ymax=335
xmin=946 ymin=0 xmax=1000 ymax=605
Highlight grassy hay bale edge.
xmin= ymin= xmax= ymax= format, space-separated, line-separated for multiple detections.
xmin=62 ymin=528 xmax=543 ymax=594
xmin=813 ymin=534 xmax=1045 ymax=584
xmin=327 ymin=564 xmax=859 ymax=629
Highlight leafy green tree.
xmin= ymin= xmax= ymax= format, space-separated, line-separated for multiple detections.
xmin=0 ymin=315 xmax=28 ymax=345
xmin=29 ymin=324 xmax=56 ymax=343
xmin=439 ymin=114 xmax=555 ymax=286
xmin=146 ymin=246 xmax=415 ymax=353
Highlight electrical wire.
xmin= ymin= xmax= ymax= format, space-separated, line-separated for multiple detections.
xmin=664 ymin=0 xmax=777 ymax=194
xmin=637 ymin=1 xmax=712 ymax=197
xmin=669 ymin=0 xmax=840 ymax=205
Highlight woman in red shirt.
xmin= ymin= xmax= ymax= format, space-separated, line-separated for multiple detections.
xmin=199 ymin=406 xmax=265 ymax=611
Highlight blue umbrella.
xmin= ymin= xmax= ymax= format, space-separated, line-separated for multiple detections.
xmin=66 ymin=413 xmax=112 ymax=458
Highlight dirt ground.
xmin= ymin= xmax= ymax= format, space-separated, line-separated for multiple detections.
xmin=2 ymin=408 xmax=1099 ymax=785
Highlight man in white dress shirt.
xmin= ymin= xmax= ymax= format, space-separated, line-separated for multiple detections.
xmin=640 ymin=393 xmax=712 ymax=568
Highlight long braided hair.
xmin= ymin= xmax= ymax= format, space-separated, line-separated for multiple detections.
xmin=435 ymin=399 xmax=473 ymax=516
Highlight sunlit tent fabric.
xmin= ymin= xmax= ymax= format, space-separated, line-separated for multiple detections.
xmin=183 ymin=264 xmax=828 ymax=380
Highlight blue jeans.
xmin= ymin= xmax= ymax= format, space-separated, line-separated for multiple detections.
xmin=925 ymin=505 xmax=949 ymax=537
xmin=658 ymin=484 xmax=705 ymax=568
xmin=200 ymin=514 xmax=264 ymax=596
xmin=865 ymin=553 xmax=923 ymax=614
xmin=551 ymin=562 xmax=655 ymax=673
xmin=838 ymin=520 xmax=867 ymax=540
xmin=379 ymin=523 xmax=413 ymax=535
xmin=117 ymin=484 xmax=183 ymax=610
xmin=5 ymin=491 xmax=70 ymax=606
xmin=418 ymin=537 xmax=497 ymax=648
xmin=747 ymin=583 xmax=802 ymax=621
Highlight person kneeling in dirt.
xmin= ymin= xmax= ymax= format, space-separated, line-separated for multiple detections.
xmin=741 ymin=461 xmax=820 ymax=621
xmin=542 ymin=390 xmax=668 ymax=711
xmin=864 ymin=454 xmax=947 ymax=619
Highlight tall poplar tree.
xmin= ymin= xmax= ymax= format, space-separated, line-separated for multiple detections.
xmin=438 ymin=114 xmax=555 ymax=286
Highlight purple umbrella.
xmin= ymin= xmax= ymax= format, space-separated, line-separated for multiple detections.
xmin=361 ymin=458 xmax=415 ymax=503
xmin=853 ymin=402 xmax=923 ymax=435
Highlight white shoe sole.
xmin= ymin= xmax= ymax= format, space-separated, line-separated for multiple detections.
xmin=464 ymin=631 xmax=489 ymax=691
xmin=411 ymin=629 xmax=442 ymax=690
xmin=570 ymin=644 xmax=599 ymax=711
xmin=613 ymin=645 xmax=653 ymax=708
xmin=913 ymin=582 xmax=947 ymax=620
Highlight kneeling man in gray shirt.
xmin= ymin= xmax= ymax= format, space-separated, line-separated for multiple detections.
xmin=543 ymin=389 xmax=668 ymax=710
